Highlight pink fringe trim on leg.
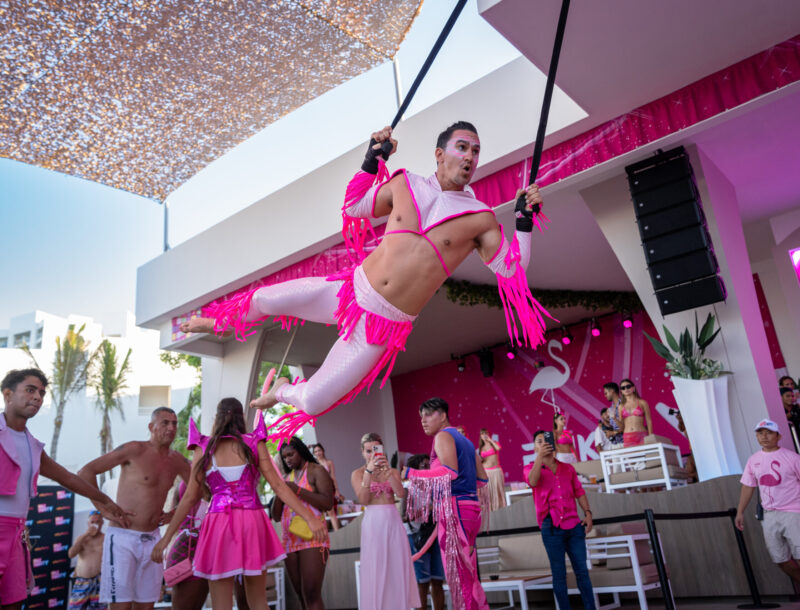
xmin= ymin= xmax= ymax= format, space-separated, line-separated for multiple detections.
xmin=496 ymin=234 xmax=556 ymax=348
xmin=201 ymin=289 xmax=303 ymax=343
xmin=341 ymin=160 xmax=389 ymax=264
xmin=267 ymin=266 xmax=413 ymax=446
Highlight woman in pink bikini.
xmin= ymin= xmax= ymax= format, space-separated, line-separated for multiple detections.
xmin=478 ymin=428 xmax=506 ymax=510
xmin=616 ymin=379 xmax=653 ymax=447
xmin=554 ymin=413 xmax=579 ymax=464
xmin=351 ymin=433 xmax=420 ymax=610
xmin=270 ymin=437 xmax=334 ymax=610
xmin=151 ymin=398 xmax=326 ymax=610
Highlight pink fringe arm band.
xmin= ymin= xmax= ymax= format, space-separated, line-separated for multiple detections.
xmin=342 ymin=160 xmax=390 ymax=264
xmin=495 ymin=232 xmax=555 ymax=348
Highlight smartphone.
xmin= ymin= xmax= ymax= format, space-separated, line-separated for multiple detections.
xmin=373 ymin=444 xmax=385 ymax=459
xmin=542 ymin=431 xmax=556 ymax=453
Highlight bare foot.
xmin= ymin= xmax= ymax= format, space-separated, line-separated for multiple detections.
xmin=250 ymin=377 xmax=290 ymax=410
xmin=180 ymin=317 xmax=217 ymax=334
xmin=179 ymin=317 xmax=233 ymax=337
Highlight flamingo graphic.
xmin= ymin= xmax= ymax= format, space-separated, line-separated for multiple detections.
xmin=758 ymin=461 xmax=782 ymax=487
xmin=529 ymin=340 xmax=571 ymax=412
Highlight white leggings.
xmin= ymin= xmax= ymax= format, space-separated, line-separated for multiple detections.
xmin=247 ymin=274 xmax=411 ymax=416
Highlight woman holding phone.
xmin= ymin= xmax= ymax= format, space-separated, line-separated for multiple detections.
xmin=351 ymin=433 xmax=420 ymax=610
xmin=270 ymin=437 xmax=334 ymax=610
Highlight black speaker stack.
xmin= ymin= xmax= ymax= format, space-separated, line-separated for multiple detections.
xmin=625 ymin=147 xmax=726 ymax=316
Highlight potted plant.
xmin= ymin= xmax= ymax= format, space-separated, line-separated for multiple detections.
xmin=644 ymin=313 xmax=741 ymax=481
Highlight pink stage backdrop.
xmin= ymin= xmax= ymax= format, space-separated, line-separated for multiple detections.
xmin=391 ymin=312 xmax=690 ymax=481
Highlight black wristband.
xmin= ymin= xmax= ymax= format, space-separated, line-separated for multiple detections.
xmin=365 ymin=468 xmax=373 ymax=475
xmin=361 ymin=138 xmax=392 ymax=174
xmin=515 ymin=193 xmax=533 ymax=232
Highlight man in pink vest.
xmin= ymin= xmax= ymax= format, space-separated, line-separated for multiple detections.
xmin=1 ymin=368 xmax=129 ymax=610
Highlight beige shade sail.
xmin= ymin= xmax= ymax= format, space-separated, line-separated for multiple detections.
xmin=0 ymin=0 xmax=423 ymax=201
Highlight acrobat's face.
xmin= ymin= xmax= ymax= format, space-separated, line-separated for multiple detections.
xmin=435 ymin=130 xmax=480 ymax=188
xmin=2 ymin=376 xmax=46 ymax=420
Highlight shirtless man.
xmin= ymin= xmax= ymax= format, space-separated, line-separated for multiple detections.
xmin=182 ymin=122 xmax=545 ymax=441
xmin=78 ymin=407 xmax=190 ymax=610
xmin=1 ymin=369 xmax=129 ymax=610
xmin=68 ymin=511 xmax=106 ymax=610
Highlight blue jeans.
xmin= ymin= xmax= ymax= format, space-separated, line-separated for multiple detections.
xmin=540 ymin=516 xmax=596 ymax=610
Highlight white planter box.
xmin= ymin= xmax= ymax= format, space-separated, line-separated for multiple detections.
xmin=671 ymin=376 xmax=742 ymax=481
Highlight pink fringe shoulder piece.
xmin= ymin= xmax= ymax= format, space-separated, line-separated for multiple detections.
xmin=341 ymin=159 xmax=389 ymax=264
xmin=495 ymin=233 xmax=554 ymax=348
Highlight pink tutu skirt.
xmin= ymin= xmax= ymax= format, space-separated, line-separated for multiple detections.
xmin=193 ymin=509 xmax=285 ymax=580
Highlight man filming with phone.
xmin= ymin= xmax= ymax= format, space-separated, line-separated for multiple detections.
xmin=527 ymin=431 xmax=596 ymax=610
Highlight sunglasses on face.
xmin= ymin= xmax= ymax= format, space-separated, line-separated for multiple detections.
xmin=620 ymin=384 xmax=634 ymax=390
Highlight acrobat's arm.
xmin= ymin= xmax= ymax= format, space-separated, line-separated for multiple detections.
xmin=476 ymin=185 xmax=552 ymax=348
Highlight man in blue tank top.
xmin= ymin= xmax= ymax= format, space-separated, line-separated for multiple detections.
xmin=403 ymin=398 xmax=489 ymax=610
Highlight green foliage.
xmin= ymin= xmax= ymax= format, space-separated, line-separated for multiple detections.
xmin=644 ymin=313 xmax=727 ymax=379
xmin=90 ymin=340 xmax=132 ymax=484
xmin=160 ymin=352 xmax=201 ymax=371
xmin=23 ymin=324 xmax=95 ymax=460
xmin=443 ymin=279 xmax=643 ymax=313
xmin=159 ymin=351 xmax=203 ymax=458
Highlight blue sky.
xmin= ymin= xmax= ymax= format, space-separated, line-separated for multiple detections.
xmin=0 ymin=1 xmax=521 ymax=330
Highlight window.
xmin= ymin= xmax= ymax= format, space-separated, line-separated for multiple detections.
xmin=0 ymin=336 xmax=7 ymax=348
xmin=13 ymin=332 xmax=30 ymax=348
xmin=138 ymin=385 xmax=171 ymax=416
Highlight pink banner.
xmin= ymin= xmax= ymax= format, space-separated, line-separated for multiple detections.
xmin=392 ymin=312 xmax=690 ymax=482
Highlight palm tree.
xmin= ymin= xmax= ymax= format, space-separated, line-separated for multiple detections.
xmin=91 ymin=340 xmax=132 ymax=486
xmin=23 ymin=324 xmax=94 ymax=460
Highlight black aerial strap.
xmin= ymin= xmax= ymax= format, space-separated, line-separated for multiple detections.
xmin=380 ymin=0 xmax=468 ymax=156
xmin=519 ymin=0 xmax=571 ymax=214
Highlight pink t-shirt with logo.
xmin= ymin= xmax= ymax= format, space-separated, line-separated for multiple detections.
xmin=740 ymin=447 xmax=800 ymax=513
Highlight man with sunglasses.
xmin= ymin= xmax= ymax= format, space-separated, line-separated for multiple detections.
xmin=68 ymin=511 xmax=106 ymax=610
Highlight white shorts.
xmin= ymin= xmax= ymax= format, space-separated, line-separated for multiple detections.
xmin=762 ymin=510 xmax=800 ymax=564
xmin=100 ymin=526 xmax=163 ymax=603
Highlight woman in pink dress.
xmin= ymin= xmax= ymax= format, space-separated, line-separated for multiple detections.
xmin=351 ymin=433 xmax=420 ymax=610
xmin=270 ymin=437 xmax=334 ymax=610
xmin=152 ymin=399 xmax=326 ymax=610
